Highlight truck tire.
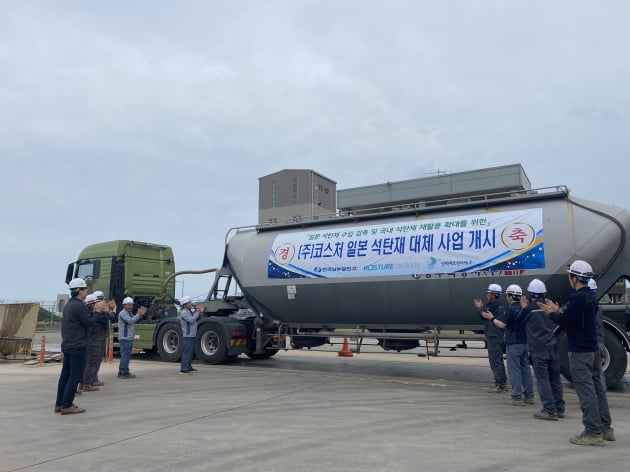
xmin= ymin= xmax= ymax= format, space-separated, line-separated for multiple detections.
xmin=156 ymin=324 xmax=182 ymax=362
xmin=195 ymin=322 xmax=228 ymax=364
xmin=245 ymin=349 xmax=279 ymax=360
xmin=601 ymin=329 xmax=627 ymax=388
xmin=557 ymin=329 xmax=627 ymax=389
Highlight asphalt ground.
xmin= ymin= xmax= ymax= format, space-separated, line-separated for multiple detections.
xmin=1 ymin=336 xmax=629 ymax=472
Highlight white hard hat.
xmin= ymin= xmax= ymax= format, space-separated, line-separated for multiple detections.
xmin=505 ymin=284 xmax=523 ymax=296
xmin=527 ymin=279 xmax=547 ymax=296
xmin=123 ymin=297 xmax=134 ymax=305
xmin=567 ymin=260 xmax=594 ymax=280
xmin=487 ymin=283 xmax=502 ymax=294
xmin=588 ymin=278 xmax=597 ymax=291
xmin=94 ymin=290 xmax=104 ymax=300
xmin=68 ymin=278 xmax=87 ymax=289
xmin=85 ymin=293 xmax=98 ymax=305
xmin=180 ymin=296 xmax=192 ymax=305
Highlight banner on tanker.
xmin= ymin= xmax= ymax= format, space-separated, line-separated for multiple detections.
xmin=268 ymin=208 xmax=544 ymax=279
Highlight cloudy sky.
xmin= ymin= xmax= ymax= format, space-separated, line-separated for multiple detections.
xmin=1 ymin=1 xmax=629 ymax=302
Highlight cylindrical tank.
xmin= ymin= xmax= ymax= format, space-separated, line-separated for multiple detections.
xmin=226 ymin=189 xmax=630 ymax=330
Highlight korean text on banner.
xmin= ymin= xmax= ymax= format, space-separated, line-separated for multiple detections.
xmin=268 ymin=209 xmax=544 ymax=279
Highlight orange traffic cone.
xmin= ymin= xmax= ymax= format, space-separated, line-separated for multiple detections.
xmin=107 ymin=331 xmax=114 ymax=363
xmin=338 ymin=338 xmax=354 ymax=357
xmin=38 ymin=335 xmax=46 ymax=366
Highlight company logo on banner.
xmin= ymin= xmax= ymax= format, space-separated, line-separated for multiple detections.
xmin=268 ymin=209 xmax=544 ymax=279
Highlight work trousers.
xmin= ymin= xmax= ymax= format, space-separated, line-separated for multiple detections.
xmin=118 ymin=339 xmax=133 ymax=375
xmin=487 ymin=336 xmax=507 ymax=388
xmin=531 ymin=347 xmax=565 ymax=414
xmin=55 ymin=346 xmax=87 ymax=408
xmin=506 ymin=343 xmax=533 ymax=400
xmin=569 ymin=351 xmax=612 ymax=435
xmin=180 ymin=337 xmax=195 ymax=372
xmin=83 ymin=336 xmax=106 ymax=384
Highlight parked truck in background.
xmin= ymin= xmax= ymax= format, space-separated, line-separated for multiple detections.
xmin=66 ymin=185 xmax=630 ymax=387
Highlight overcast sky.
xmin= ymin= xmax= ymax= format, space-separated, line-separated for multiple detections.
xmin=2 ymin=1 xmax=629 ymax=302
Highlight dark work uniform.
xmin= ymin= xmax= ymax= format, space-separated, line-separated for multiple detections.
xmin=118 ymin=309 xmax=142 ymax=376
xmin=83 ymin=309 xmax=115 ymax=385
xmin=479 ymin=298 xmax=507 ymax=389
xmin=179 ymin=307 xmax=201 ymax=373
xmin=502 ymin=301 xmax=533 ymax=400
xmin=55 ymin=297 xmax=97 ymax=409
xmin=551 ymin=288 xmax=611 ymax=436
xmin=522 ymin=303 xmax=564 ymax=415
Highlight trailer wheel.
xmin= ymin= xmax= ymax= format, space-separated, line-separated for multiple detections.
xmin=195 ymin=323 xmax=228 ymax=364
xmin=156 ymin=324 xmax=182 ymax=362
xmin=557 ymin=329 xmax=627 ymax=389
xmin=601 ymin=329 xmax=627 ymax=388
xmin=245 ymin=349 xmax=279 ymax=360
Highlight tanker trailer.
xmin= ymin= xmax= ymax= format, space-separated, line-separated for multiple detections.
xmin=204 ymin=185 xmax=630 ymax=387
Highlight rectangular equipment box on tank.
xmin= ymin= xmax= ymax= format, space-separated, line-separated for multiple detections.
xmin=337 ymin=164 xmax=531 ymax=214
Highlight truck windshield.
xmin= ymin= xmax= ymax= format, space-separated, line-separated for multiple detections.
xmin=77 ymin=261 xmax=100 ymax=280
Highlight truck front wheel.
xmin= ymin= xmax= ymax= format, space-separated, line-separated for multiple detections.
xmin=195 ymin=323 xmax=228 ymax=364
xmin=156 ymin=324 xmax=182 ymax=362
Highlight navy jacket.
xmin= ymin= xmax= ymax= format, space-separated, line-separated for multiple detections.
xmin=88 ymin=310 xmax=116 ymax=340
xmin=479 ymin=298 xmax=505 ymax=338
xmin=61 ymin=297 xmax=98 ymax=350
xmin=551 ymin=288 xmax=598 ymax=353
xmin=501 ymin=301 xmax=527 ymax=345
xmin=522 ymin=304 xmax=557 ymax=352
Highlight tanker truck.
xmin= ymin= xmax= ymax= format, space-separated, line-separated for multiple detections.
xmin=68 ymin=183 xmax=630 ymax=387
xmin=168 ymin=184 xmax=629 ymax=388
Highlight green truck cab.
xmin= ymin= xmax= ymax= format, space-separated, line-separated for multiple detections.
xmin=65 ymin=240 xmax=178 ymax=350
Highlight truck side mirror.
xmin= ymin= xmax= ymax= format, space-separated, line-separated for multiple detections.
xmin=65 ymin=263 xmax=75 ymax=284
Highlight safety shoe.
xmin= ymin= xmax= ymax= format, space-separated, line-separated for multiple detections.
xmin=533 ymin=410 xmax=559 ymax=421
xmin=55 ymin=404 xmax=78 ymax=413
xmin=188 ymin=367 xmax=198 ymax=372
xmin=487 ymin=386 xmax=506 ymax=393
xmin=523 ymin=396 xmax=535 ymax=405
xmin=120 ymin=373 xmax=136 ymax=379
xmin=505 ymin=398 xmax=525 ymax=406
xmin=117 ymin=372 xmax=123 ymax=378
xmin=601 ymin=427 xmax=616 ymax=442
xmin=91 ymin=381 xmax=105 ymax=387
xmin=557 ymin=411 xmax=565 ymax=418
xmin=60 ymin=405 xmax=86 ymax=415
xmin=570 ymin=433 xmax=604 ymax=446
xmin=82 ymin=384 xmax=100 ymax=392
xmin=179 ymin=370 xmax=192 ymax=375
